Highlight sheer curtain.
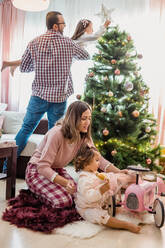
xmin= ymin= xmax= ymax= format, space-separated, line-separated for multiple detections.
xmin=0 ymin=0 xmax=25 ymax=110
xmin=1 ymin=0 xmax=165 ymax=143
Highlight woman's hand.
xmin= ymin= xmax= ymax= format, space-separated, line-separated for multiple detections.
xmin=120 ymin=169 xmax=129 ymax=174
xmin=66 ymin=180 xmax=77 ymax=194
xmin=53 ymin=175 xmax=76 ymax=194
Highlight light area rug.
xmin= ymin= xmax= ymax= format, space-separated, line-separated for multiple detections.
xmin=56 ymin=220 xmax=106 ymax=239
xmin=55 ymin=212 xmax=154 ymax=239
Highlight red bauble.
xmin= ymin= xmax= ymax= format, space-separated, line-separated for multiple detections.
xmin=103 ymin=128 xmax=109 ymax=136
xmin=127 ymin=36 xmax=131 ymax=41
xmin=76 ymin=94 xmax=82 ymax=100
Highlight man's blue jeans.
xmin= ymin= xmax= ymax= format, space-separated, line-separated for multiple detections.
xmin=3 ymin=96 xmax=66 ymax=172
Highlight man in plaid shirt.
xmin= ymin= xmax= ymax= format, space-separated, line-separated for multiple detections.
xmin=15 ymin=11 xmax=90 ymax=159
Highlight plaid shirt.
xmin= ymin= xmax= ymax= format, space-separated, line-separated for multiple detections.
xmin=20 ymin=30 xmax=90 ymax=103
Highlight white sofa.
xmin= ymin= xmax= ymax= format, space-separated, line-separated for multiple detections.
xmin=0 ymin=111 xmax=45 ymax=157
xmin=0 ymin=111 xmax=47 ymax=178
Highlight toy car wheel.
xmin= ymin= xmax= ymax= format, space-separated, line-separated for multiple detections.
xmin=108 ymin=195 xmax=116 ymax=217
xmin=153 ymin=198 xmax=165 ymax=228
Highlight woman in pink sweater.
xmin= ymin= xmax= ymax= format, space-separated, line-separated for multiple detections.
xmin=25 ymin=100 xmax=130 ymax=209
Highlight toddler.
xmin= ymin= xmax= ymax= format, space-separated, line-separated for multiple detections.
xmin=74 ymin=143 xmax=141 ymax=233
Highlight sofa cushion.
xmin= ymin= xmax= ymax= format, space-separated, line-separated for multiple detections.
xmin=1 ymin=133 xmax=44 ymax=156
xmin=1 ymin=111 xmax=25 ymax=134
xmin=0 ymin=115 xmax=5 ymax=129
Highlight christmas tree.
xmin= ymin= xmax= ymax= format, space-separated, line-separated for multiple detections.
xmin=83 ymin=24 xmax=161 ymax=172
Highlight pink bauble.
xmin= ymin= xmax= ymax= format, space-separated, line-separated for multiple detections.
xmin=146 ymin=158 xmax=152 ymax=165
xmin=114 ymin=69 xmax=120 ymax=75
xmin=111 ymin=150 xmax=117 ymax=156
xmin=127 ymin=36 xmax=132 ymax=41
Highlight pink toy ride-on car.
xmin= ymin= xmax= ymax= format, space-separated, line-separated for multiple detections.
xmin=108 ymin=165 xmax=165 ymax=228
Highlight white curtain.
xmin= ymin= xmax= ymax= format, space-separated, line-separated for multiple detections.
xmin=5 ymin=0 xmax=165 ymax=142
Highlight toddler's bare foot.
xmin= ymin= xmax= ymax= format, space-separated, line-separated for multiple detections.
xmin=128 ymin=223 xmax=141 ymax=233
xmin=1 ymin=61 xmax=8 ymax=72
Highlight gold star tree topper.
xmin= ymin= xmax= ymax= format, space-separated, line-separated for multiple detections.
xmin=95 ymin=3 xmax=115 ymax=23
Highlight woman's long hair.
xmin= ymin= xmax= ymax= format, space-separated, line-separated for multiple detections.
xmin=61 ymin=101 xmax=92 ymax=143
xmin=71 ymin=19 xmax=91 ymax=40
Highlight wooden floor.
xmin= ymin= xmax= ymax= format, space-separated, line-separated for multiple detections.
xmin=1 ymin=179 xmax=165 ymax=248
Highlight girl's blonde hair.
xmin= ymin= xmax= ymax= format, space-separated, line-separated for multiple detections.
xmin=71 ymin=19 xmax=91 ymax=40
xmin=61 ymin=101 xmax=92 ymax=143
xmin=74 ymin=143 xmax=99 ymax=172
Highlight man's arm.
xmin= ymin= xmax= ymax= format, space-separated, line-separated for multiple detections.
xmin=20 ymin=43 xmax=34 ymax=73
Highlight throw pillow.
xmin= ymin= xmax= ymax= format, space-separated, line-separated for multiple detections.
xmin=1 ymin=111 xmax=25 ymax=134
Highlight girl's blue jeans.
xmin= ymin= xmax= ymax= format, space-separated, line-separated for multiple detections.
xmin=3 ymin=96 xmax=66 ymax=172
